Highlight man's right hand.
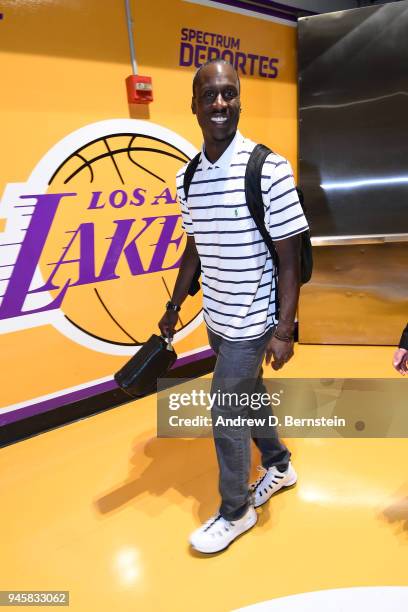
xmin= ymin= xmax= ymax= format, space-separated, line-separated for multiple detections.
xmin=157 ymin=236 xmax=199 ymax=340
xmin=158 ymin=310 xmax=179 ymax=340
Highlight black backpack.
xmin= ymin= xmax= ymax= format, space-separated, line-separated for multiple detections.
xmin=183 ymin=143 xmax=313 ymax=297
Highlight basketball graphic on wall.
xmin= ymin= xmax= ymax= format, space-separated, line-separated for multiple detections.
xmin=30 ymin=122 xmax=202 ymax=350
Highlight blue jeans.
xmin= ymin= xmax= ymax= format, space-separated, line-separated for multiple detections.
xmin=207 ymin=326 xmax=290 ymax=521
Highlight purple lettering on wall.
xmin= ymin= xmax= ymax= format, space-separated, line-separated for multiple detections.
xmin=130 ymin=188 xmax=146 ymax=206
xmin=259 ymin=55 xmax=269 ymax=78
xmin=97 ymin=219 xmax=136 ymax=282
xmin=147 ymin=215 xmax=184 ymax=273
xmin=207 ymin=46 xmax=221 ymax=63
xmin=38 ymin=223 xmax=98 ymax=291
xmin=247 ymin=53 xmax=258 ymax=75
xmin=179 ymin=42 xmax=193 ymax=67
xmin=194 ymin=44 xmax=207 ymax=68
xmin=109 ymin=189 xmax=128 ymax=208
xmin=88 ymin=191 xmax=105 ymax=209
xmin=151 ymin=188 xmax=177 ymax=206
xmin=0 ymin=189 xmax=185 ymax=321
xmin=0 ymin=193 xmax=76 ymax=320
xmin=178 ymin=27 xmax=279 ymax=79
xmin=268 ymin=58 xmax=279 ymax=78
xmin=119 ymin=216 xmax=157 ymax=276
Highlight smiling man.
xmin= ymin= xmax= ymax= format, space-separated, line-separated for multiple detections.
xmin=159 ymin=60 xmax=308 ymax=553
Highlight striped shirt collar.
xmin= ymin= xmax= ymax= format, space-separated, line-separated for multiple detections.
xmin=200 ymin=130 xmax=244 ymax=171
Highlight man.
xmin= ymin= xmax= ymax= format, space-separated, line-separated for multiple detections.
xmin=393 ymin=324 xmax=408 ymax=375
xmin=159 ymin=60 xmax=308 ymax=553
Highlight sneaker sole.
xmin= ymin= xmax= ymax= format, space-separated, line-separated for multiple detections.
xmin=190 ymin=513 xmax=258 ymax=554
xmin=253 ymin=474 xmax=298 ymax=508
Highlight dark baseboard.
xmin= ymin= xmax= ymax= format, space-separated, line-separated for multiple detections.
xmin=0 ymin=356 xmax=216 ymax=448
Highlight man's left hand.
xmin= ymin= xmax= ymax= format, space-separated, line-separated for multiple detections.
xmin=393 ymin=347 xmax=408 ymax=375
xmin=265 ymin=336 xmax=294 ymax=370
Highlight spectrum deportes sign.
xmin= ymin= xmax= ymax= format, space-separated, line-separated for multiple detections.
xmin=179 ymin=27 xmax=280 ymax=78
xmin=0 ymin=120 xmax=203 ymax=355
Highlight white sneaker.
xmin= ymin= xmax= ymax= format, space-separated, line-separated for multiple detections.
xmin=189 ymin=505 xmax=257 ymax=554
xmin=250 ymin=462 xmax=297 ymax=508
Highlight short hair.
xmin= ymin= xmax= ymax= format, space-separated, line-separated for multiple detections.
xmin=192 ymin=59 xmax=240 ymax=95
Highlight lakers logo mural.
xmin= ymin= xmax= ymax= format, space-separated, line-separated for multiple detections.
xmin=0 ymin=120 xmax=202 ymax=355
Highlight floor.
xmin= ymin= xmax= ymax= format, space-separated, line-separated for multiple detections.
xmin=1 ymin=344 xmax=407 ymax=611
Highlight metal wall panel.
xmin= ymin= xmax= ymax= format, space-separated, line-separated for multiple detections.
xmin=299 ymin=241 xmax=408 ymax=345
xmin=298 ymin=2 xmax=408 ymax=344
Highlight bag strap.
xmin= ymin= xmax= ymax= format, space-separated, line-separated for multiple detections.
xmin=183 ymin=153 xmax=202 ymax=296
xmin=244 ymin=144 xmax=279 ymax=271
xmin=183 ymin=152 xmax=201 ymax=200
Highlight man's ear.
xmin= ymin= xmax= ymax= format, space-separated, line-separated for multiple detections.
xmin=191 ymin=97 xmax=197 ymax=115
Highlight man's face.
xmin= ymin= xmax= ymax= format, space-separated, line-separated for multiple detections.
xmin=192 ymin=62 xmax=241 ymax=144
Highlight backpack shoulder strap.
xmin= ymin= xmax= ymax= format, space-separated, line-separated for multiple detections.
xmin=245 ymin=144 xmax=279 ymax=269
xmin=183 ymin=153 xmax=202 ymax=297
xmin=183 ymin=153 xmax=201 ymax=201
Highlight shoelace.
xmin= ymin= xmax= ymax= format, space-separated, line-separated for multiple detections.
xmin=203 ymin=514 xmax=222 ymax=532
xmin=204 ymin=514 xmax=235 ymax=536
xmin=251 ymin=465 xmax=267 ymax=489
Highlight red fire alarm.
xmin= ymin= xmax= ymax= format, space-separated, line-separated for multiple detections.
xmin=126 ymin=75 xmax=153 ymax=104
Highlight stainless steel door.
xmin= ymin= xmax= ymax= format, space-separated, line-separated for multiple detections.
xmin=298 ymin=3 xmax=408 ymax=345
xmin=299 ymin=237 xmax=408 ymax=345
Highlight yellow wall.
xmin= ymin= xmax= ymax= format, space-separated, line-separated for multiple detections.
xmin=0 ymin=0 xmax=297 ymax=413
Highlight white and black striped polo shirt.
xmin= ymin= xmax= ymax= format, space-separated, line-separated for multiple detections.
xmin=176 ymin=131 xmax=308 ymax=342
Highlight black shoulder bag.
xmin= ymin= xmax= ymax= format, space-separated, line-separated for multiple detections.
xmin=245 ymin=144 xmax=313 ymax=285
